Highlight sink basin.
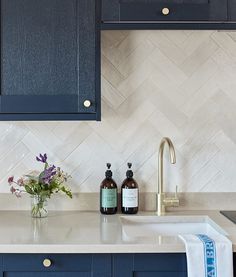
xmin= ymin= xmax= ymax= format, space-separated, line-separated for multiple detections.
xmin=120 ymin=215 xmax=227 ymax=239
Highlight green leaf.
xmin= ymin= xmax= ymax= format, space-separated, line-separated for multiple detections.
xmin=24 ymin=175 xmax=39 ymax=181
xmin=39 ymin=190 xmax=51 ymax=199
xmin=24 ymin=185 xmax=34 ymax=195
xmin=60 ymin=186 xmax=73 ymax=199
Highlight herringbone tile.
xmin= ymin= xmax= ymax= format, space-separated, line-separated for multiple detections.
xmin=1 ymin=30 xmax=236 ymax=193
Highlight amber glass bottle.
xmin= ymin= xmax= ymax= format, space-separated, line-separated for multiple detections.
xmin=100 ymin=163 xmax=118 ymax=215
xmin=121 ymin=163 xmax=139 ymax=214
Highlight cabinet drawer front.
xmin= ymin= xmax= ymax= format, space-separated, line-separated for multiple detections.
xmin=3 ymin=254 xmax=92 ymax=272
xmin=102 ymin=0 xmax=227 ymax=22
xmin=120 ymin=2 xmax=210 ymax=21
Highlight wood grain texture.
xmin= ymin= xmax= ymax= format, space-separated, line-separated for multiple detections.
xmin=0 ymin=0 xmax=100 ymax=117
xmin=2 ymin=0 xmax=77 ymax=96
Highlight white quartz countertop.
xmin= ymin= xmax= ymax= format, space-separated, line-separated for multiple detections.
xmin=0 ymin=210 xmax=236 ymax=253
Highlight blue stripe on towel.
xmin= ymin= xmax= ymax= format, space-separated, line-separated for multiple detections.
xmin=196 ymin=234 xmax=217 ymax=277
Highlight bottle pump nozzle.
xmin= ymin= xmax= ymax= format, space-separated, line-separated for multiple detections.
xmin=126 ymin=163 xmax=133 ymax=178
xmin=105 ymin=163 xmax=112 ymax=178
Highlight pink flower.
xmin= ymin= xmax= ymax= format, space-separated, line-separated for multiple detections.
xmin=8 ymin=176 xmax=14 ymax=184
xmin=17 ymin=178 xmax=24 ymax=186
xmin=10 ymin=186 xmax=16 ymax=194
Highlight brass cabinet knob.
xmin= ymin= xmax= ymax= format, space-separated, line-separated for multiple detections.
xmin=83 ymin=100 xmax=91 ymax=108
xmin=162 ymin=7 xmax=170 ymax=15
xmin=43 ymin=259 xmax=52 ymax=268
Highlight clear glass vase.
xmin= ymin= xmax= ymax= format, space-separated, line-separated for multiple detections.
xmin=31 ymin=195 xmax=48 ymax=218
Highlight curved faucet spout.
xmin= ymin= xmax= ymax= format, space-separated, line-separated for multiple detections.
xmin=157 ymin=137 xmax=178 ymax=216
xmin=159 ymin=137 xmax=176 ymax=166
xmin=158 ymin=137 xmax=176 ymax=194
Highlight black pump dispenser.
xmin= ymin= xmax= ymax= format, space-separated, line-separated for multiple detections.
xmin=100 ymin=163 xmax=118 ymax=215
xmin=121 ymin=162 xmax=139 ymax=214
xmin=105 ymin=163 xmax=112 ymax=178
xmin=126 ymin=163 xmax=133 ymax=178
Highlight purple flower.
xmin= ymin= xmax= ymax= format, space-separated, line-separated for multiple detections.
xmin=36 ymin=153 xmax=47 ymax=163
xmin=42 ymin=165 xmax=56 ymax=184
xmin=8 ymin=176 xmax=14 ymax=184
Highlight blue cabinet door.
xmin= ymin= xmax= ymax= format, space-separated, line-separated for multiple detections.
xmin=0 ymin=0 xmax=101 ymax=121
xmin=0 ymin=254 xmax=111 ymax=277
xmin=113 ymin=254 xmax=187 ymax=277
xmin=1 ymin=253 xmax=235 ymax=276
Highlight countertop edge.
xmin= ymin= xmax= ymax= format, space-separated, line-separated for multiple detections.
xmin=0 ymin=210 xmax=235 ymax=254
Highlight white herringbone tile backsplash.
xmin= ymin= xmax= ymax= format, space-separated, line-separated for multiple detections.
xmin=2 ymin=30 xmax=236 ymax=194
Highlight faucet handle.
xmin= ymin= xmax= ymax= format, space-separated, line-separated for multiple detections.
xmin=173 ymin=185 xmax=180 ymax=207
xmin=163 ymin=186 xmax=179 ymax=207
xmin=175 ymin=185 xmax=178 ymax=199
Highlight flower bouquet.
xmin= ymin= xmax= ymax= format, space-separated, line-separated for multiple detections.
xmin=8 ymin=154 xmax=72 ymax=218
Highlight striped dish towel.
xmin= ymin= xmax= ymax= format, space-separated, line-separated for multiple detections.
xmin=179 ymin=234 xmax=233 ymax=277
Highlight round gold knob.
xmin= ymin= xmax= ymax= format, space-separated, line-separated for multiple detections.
xmin=43 ymin=259 xmax=52 ymax=268
xmin=162 ymin=7 xmax=170 ymax=15
xmin=83 ymin=100 xmax=91 ymax=108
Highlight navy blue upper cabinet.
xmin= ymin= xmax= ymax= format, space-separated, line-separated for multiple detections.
xmin=102 ymin=0 xmax=227 ymax=22
xmin=228 ymin=0 xmax=236 ymax=21
xmin=0 ymin=0 xmax=101 ymax=121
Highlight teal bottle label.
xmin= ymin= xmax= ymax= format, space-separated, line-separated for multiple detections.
xmin=101 ymin=188 xmax=117 ymax=208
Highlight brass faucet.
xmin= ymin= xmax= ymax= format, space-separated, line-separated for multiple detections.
xmin=157 ymin=137 xmax=179 ymax=216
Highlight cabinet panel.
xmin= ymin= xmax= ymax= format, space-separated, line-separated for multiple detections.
xmin=0 ymin=254 xmax=111 ymax=277
xmin=134 ymin=253 xmax=187 ymax=271
xmin=134 ymin=273 xmax=187 ymax=277
xmin=0 ymin=0 xmax=101 ymax=120
xmin=102 ymin=0 xmax=120 ymax=21
xmin=3 ymin=254 xmax=91 ymax=271
xmin=113 ymin=254 xmax=187 ymax=277
xmin=2 ymin=0 xmax=77 ymax=98
xmin=228 ymin=0 xmax=236 ymax=21
xmin=102 ymin=0 xmax=227 ymax=22
xmin=4 ymin=273 xmax=89 ymax=277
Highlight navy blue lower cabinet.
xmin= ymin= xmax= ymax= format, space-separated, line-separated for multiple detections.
xmin=0 ymin=254 xmax=111 ymax=277
xmin=113 ymin=254 xmax=187 ymax=277
xmin=0 ymin=253 xmax=235 ymax=276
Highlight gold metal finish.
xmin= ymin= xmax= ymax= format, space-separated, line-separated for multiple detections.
xmin=83 ymin=100 xmax=91 ymax=108
xmin=157 ymin=137 xmax=179 ymax=216
xmin=43 ymin=259 xmax=52 ymax=268
xmin=162 ymin=8 xmax=170 ymax=15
